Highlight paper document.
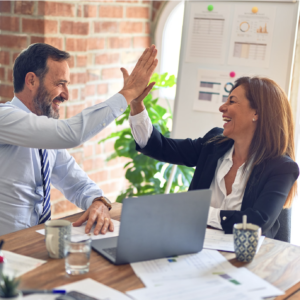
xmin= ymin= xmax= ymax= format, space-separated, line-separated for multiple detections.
xmin=36 ymin=219 xmax=120 ymax=242
xmin=131 ymin=249 xmax=235 ymax=287
xmin=227 ymin=4 xmax=276 ymax=68
xmin=127 ymin=276 xmax=258 ymax=300
xmin=193 ymin=69 xmax=244 ymax=113
xmin=2 ymin=250 xmax=46 ymax=278
xmin=185 ymin=2 xmax=230 ymax=64
xmin=24 ymin=278 xmax=131 ymax=300
xmin=204 ymin=228 xmax=265 ymax=253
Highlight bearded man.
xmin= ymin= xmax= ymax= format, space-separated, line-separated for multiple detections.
xmin=0 ymin=43 xmax=157 ymax=236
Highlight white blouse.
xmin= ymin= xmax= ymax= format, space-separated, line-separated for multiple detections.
xmin=129 ymin=109 xmax=252 ymax=229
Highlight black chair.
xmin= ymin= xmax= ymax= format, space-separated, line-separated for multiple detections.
xmin=274 ymin=209 xmax=291 ymax=242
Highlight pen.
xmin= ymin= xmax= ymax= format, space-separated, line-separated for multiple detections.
xmin=21 ymin=290 xmax=66 ymax=295
xmin=0 ymin=240 xmax=4 ymax=250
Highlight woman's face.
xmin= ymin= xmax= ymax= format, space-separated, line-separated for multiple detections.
xmin=219 ymin=85 xmax=257 ymax=141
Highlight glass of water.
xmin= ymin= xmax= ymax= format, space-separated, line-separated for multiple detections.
xmin=64 ymin=236 xmax=91 ymax=275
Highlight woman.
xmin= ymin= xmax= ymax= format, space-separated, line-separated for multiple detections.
xmin=128 ymin=77 xmax=299 ymax=238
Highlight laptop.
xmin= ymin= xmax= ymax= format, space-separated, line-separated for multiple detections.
xmin=92 ymin=189 xmax=212 ymax=265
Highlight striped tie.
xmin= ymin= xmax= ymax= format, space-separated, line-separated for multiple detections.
xmin=38 ymin=149 xmax=51 ymax=224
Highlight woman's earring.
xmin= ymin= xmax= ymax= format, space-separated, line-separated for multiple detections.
xmin=253 ymin=118 xmax=256 ymax=122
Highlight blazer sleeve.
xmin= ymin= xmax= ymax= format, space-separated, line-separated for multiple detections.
xmin=220 ymin=159 xmax=299 ymax=235
xmin=136 ymin=127 xmax=223 ymax=168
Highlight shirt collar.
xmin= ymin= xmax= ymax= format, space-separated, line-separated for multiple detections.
xmin=222 ymin=144 xmax=253 ymax=171
xmin=11 ymin=96 xmax=31 ymax=113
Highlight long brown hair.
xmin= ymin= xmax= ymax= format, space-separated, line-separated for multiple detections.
xmin=217 ymin=77 xmax=297 ymax=208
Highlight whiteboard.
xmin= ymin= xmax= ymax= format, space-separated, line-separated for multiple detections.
xmin=172 ymin=0 xmax=300 ymax=140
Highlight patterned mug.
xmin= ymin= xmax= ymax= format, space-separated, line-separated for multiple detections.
xmin=45 ymin=220 xmax=71 ymax=259
xmin=233 ymin=223 xmax=261 ymax=262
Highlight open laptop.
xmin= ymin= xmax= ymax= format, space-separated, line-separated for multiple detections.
xmin=92 ymin=189 xmax=212 ymax=265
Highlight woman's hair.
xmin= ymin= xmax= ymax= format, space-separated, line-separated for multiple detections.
xmin=218 ymin=76 xmax=297 ymax=208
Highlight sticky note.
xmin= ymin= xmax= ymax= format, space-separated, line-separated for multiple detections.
xmin=208 ymin=5 xmax=214 ymax=11
xmin=229 ymin=72 xmax=236 ymax=78
xmin=252 ymin=7 xmax=258 ymax=13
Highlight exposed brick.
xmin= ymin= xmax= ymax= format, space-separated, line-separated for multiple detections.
xmin=0 ymin=1 xmax=11 ymax=13
xmin=100 ymin=181 xmax=121 ymax=195
xmin=104 ymin=140 xmax=115 ymax=153
xmin=110 ymin=166 xmax=126 ymax=179
xmin=0 ymin=84 xmax=13 ymax=98
xmin=0 ymin=51 xmax=10 ymax=65
xmin=89 ymin=170 xmax=108 ymax=183
xmin=0 ymin=68 xmax=5 ymax=81
xmin=23 ymin=19 xmax=58 ymax=34
xmin=77 ymin=55 xmax=87 ymax=67
xmin=12 ymin=53 xmax=20 ymax=62
xmin=70 ymin=151 xmax=83 ymax=165
xmin=120 ymin=22 xmax=143 ymax=33
xmin=70 ymin=88 xmax=78 ymax=101
xmin=145 ymin=22 xmax=150 ymax=34
xmin=87 ymin=70 xmax=101 ymax=82
xmin=30 ymin=37 xmax=63 ymax=50
xmin=121 ymin=51 xmax=141 ymax=64
xmin=14 ymin=1 xmax=34 ymax=15
xmin=99 ymin=6 xmax=123 ymax=18
xmin=83 ymin=157 xmax=105 ymax=172
xmin=87 ymin=37 xmax=105 ymax=50
xmin=66 ymin=103 xmax=85 ymax=118
xmin=0 ymin=17 xmax=19 ymax=32
xmin=126 ymin=7 xmax=149 ymax=19
xmin=85 ymin=84 xmax=96 ymax=96
xmin=84 ymin=144 xmax=94 ymax=157
xmin=133 ymin=36 xmax=150 ymax=48
xmin=84 ymin=5 xmax=97 ymax=18
xmin=38 ymin=2 xmax=75 ymax=17
xmin=94 ymin=21 xmax=118 ymax=33
xmin=50 ymin=188 xmax=64 ymax=201
xmin=97 ymin=84 xmax=108 ymax=95
xmin=66 ymin=38 xmax=87 ymax=52
xmin=7 ymin=69 xmax=13 ymax=82
xmin=70 ymin=72 xmax=86 ymax=84
xmin=52 ymin=199 xmax=79 ymax=215
xmin=67 ymin=55 xmax=75 ymax=68
xmin=60 ymin=21 xmax=89 ymax=35
xmin=0 ymin=35 xmax=27 ymax=49
xmin=95 ymin=53 xmax=119 ymax=65
xmin=77 ymin=4 xmax=83 ymax=17
xmin=102 ymin=67 xmax=122 ymax=80
xmin=108 ymin=37 xmax=131 ymax=49
xmin=153 ymin=1 xmax=162 ymax=10
xmin=95 ymin=144 xmax=102 ymax=155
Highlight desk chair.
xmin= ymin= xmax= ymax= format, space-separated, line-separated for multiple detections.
xmin=274 ymin=209 xmax=291 ymax=243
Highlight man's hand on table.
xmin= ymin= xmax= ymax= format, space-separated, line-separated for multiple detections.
xmin=72 ymin=201 xmax=114 ymax=235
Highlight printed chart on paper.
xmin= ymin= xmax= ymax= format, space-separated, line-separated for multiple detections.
xmin=228 ymin=4 xmax=276 ymax=68
xmin=186 ymin=3 xmax=230 ymax=64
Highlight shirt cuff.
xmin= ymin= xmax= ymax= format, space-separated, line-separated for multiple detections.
xmin=129 ymin=108 xmax=149 ymax=125
xmin=104 ymin=93 xmax=128 ymax=118
xmin=207 ymin=206 xmax=222 ymax=230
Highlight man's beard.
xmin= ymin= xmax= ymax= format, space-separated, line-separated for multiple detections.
xmin=33 ymin=82 xmax=63 ymax=119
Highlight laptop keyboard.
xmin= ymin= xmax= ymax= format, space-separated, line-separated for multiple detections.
xmin=103 ymin=247 xmax=117 ymax=259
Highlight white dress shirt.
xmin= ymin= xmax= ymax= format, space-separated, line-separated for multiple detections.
xmin=0 ymin=94 xmax=127 ymax=235
xmin=129 ymin=109 xmax=252 ymax=229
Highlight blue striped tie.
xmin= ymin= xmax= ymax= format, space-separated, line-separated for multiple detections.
xmin=38 ymin=149 xmax=51 ymax=224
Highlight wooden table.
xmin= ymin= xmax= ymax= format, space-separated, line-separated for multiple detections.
xmin=1 ymin=202 xmax=300 ymax=299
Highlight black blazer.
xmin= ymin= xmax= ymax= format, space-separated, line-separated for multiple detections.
xmin=136 ymin=127 xmax=299 ymax=238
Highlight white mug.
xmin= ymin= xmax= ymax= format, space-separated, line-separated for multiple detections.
xmin=45 ymin=220 xmax=71 ymax=259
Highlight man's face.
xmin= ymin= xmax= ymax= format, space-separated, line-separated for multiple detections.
xmin=33 ymin=58 xmax=70 ymax=119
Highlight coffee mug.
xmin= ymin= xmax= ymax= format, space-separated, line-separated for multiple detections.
xmin=45 ymin=220 xmax=71 ymax=259
xmin=233 ymin=223 xmax=261 ymax=262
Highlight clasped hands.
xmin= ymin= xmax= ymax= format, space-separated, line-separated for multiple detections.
xmin=73 ymin=45 xmax=158 ymax=235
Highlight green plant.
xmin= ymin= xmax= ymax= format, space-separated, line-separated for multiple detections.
xmin=99 ymin=73 xmax=194 ymax=203
xmin=0 ymin=274 xmax=20 ymax=298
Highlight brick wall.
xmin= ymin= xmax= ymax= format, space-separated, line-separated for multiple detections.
xmin=0 ymin=0 xmax=159 ymax=219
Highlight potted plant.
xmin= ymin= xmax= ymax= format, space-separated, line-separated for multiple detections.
xmin=0 ymin=274 xmax=22 ymax=299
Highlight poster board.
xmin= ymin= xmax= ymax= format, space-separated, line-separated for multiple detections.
xmin=172 ymin=0 xmax=299 ymax=140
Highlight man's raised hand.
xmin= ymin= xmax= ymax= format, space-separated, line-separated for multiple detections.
xmin=119 ymin=45 xmax=158 ymax=104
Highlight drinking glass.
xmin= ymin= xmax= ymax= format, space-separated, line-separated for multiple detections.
xmin=64 ymin=236 xmax=91 ymax=275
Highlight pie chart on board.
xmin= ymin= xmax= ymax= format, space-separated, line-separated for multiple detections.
xmin=239 ymin=21 xmax=250 ymax=32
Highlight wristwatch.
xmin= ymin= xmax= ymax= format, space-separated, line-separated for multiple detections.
xmin=93 ymin=196 xmax=112 ymax=211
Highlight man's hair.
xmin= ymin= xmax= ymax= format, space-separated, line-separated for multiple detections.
xmin=13 ymin=43 xmax=70 ymax=93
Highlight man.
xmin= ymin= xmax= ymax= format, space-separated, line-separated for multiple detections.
xmin=0 ymin=43 xmax=157 ymax=236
